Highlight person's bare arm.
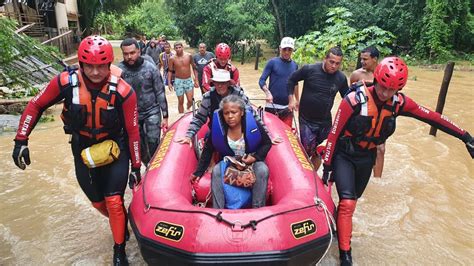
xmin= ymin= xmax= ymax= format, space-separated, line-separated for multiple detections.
xmin=168 ymin=57 xmax=174 ymax=91
xmin=190 ymin=54 xmax=199 ymax=88
xmin=349 ymin=69 xmax=360 ymax=84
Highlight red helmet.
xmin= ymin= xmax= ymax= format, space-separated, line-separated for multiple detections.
xmin=78 ymin=35 xmax=114 ymax=65
xmin=374 ymin=57 xmax=408 ymax=90
xmin=215 ymin=43 xmax=231 ymax=60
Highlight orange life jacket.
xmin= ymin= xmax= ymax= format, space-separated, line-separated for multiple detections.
xmin=110 ymin=64 xmax=123 ymax=77
xmin=59 ymin=70 xmax=132 ymax=141
xmin=342 ymin=85 xmax=402 ymax=150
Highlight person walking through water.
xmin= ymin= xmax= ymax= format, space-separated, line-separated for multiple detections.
xmin=193 ymin=42 xmax=215 ymax=95
xmin=287 ymin=46 xmax=349 ymax=170
xmin=320 ymin=57 xmax=474 ymax=266
xmin=159 ymin=42 xmax=174 ymax=90
xmin=168 ymin=42 xmax=200 ymax=113
xmin=119 ymin=38 xmax=169 ymax=166
xmin=201 ymin=43 xmax=240 ymax=92
xmin=11 ymin=36 xmax=141 ymax=265
xmin=145 ymin=38 xmax=162 ymax=69
xmin=349 ymin=46 xmax=386 ymax=178
xmin=259 ymin=37 xmax=299 ymax=127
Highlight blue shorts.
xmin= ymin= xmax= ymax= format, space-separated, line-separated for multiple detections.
xmin=299 ymin=116 xmax=331 ymax=157
xmin=174 ymin=77 xmax=194 ymax=96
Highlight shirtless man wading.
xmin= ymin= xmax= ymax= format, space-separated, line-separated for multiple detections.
xmin=168 ymin=42 xmax=199 ymax=113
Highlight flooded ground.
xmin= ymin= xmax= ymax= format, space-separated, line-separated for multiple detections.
xmin=1 ymin=55 xmax=473 ymax=265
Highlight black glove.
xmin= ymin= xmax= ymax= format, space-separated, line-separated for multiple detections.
xmin=462 ymin=132 xmax=474 ymax=159
xmin=12 ymin=140 xmax=31 ymax=170
xmin=322 ymin=164 xmax=333 ymax=186
xmin=128 ymin=167 xmax=141 ymax=189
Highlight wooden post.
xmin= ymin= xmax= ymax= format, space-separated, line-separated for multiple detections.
xmin=241 ymin=44 xmax=245 ymax=65
xmin=429 ymin=62 xmax=455 ymax=136
xmin=254 ymin=43 xmax=260 ymax=70
xmin=41 ymin=30 xmax=72 ymax=44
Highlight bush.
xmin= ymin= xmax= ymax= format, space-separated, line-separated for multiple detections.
xmin=0 ymin=18 xmax=64 ymax=96
xmin=293 ymin=7 xmax=395 ymax=69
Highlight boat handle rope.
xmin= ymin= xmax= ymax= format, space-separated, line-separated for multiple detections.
xmin=142 ymin=173 xmax=328 ymax=231
xmin=139 ymin=108 xmax=334 ymax=232
xmin=141 ymin=172 xmax=236 ymax=227
xmin=314 ymin=196 xmax=336 ymax=265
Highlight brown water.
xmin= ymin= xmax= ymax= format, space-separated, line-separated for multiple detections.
xmin=1 ymin=62 xmax=473 ymax=265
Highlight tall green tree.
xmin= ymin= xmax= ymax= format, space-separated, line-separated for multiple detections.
xmin=416 ymin=0 xmax=452 ymax=59
xmin=293 ymin=7 xmax=395 ymax=67
xmin=122 ymin=0 xmax=178 ymax=38
xmin=268 ymin=0 xmax=328 ymax=45
xmin=78 ymin=0 xmax=143 ymax=35
xmin=167 ymin=0 xmax=274 ymax=48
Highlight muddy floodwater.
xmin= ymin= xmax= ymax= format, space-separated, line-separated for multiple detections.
xmin=1 ymin=60 xmax=473 ymax=265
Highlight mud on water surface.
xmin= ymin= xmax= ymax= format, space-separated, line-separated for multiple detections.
xmin=1 ymin=48 xmax=473 ymax=264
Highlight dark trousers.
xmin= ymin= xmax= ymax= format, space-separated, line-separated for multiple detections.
xmin=72 ymin=138 xmax=129 ymax=202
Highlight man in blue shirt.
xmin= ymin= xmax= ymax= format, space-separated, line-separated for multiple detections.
xmin=258 ymin=37 xmax=298 ymax=127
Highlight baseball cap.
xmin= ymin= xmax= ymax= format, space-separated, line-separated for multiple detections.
xmin=280 ymin=37 xmax=295 ymax=49
xmin=211 ymin=69 xmax=231 ymax=82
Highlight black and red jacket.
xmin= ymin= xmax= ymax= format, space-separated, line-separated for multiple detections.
xmin=322 ymin=85 xmax=467 ymax=167
xmin=14 ymin=70 xmax=141 ymax=169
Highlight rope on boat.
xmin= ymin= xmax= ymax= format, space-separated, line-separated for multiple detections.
xmin=139 ymin=104 xmax=336 ymax=242
xmin=141 ymin=163 xmax=237 ymax=228
xmin=314 ymin=196 xmax=336 ymax=265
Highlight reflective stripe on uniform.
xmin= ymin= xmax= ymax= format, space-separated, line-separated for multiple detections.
xmin=84 ymin=147 xmax=96 ymax=168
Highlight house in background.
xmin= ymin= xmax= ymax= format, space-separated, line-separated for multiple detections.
xmin=0 ymin=0 xmax=81 ymax=55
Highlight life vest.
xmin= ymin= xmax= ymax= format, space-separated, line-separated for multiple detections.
xmin=342 ymin=85 xmax=401 ymax=150
xmin=59 ymin=70 xmax=132 ymax=141
xmin=211 ymin=107 xmax=262 ymax=156
xmin=110 ymin=64 xmax=123 ymax=77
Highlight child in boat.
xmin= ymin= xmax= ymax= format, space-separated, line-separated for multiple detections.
xmin=191 ymin=95 xmax=272 ymax=209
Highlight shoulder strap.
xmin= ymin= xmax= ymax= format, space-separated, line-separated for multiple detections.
xmin=356 ymin=86 xmax=368 ymax=116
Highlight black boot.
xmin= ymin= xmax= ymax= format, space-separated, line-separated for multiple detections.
xmin=339 ymin=249 xmax=352 ymax=266
xmin=113 ymin=243 xmax=129 ymax=266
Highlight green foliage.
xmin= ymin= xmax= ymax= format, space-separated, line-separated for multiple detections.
xmin=168 ymin=0 xmax=274 ymax=48
xmin=269 ymin=0 xmax=329 ymax=44
xmin=93 ymin=12 xmax=125 ymax=39
xmin=78 ymin=0 xmax=142 ymax=35
xmin=91 ymin=0 xmax=178 ymax=39
xmin=414 ymin=0 xmax=473 ymax=62
xmin=415 ymin=0 xmax=452 ymax=61
xmin=0 ymin=18 xmax=64 ymax=93
xmin=293 ymin=7 xmax=395 ymax=68
xmin=38 ymin=114 xmax=55 ymax=123
xmin=122 ymin=1 xmax=178 ymax=38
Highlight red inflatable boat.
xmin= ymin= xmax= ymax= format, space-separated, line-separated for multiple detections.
xmin=129 ymin=111 xmax=336 ymax=265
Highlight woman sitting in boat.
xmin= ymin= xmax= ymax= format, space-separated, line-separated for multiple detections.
xmin=191 ymin=95 xmax=272 ymax=209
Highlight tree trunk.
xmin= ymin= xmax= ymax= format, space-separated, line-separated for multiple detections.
xmin=271 ymin=0 xmax=284 ymax=40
